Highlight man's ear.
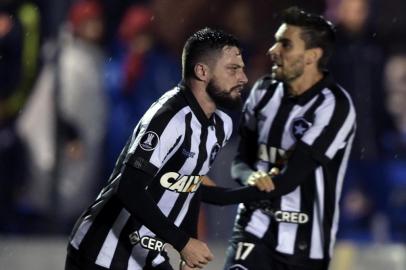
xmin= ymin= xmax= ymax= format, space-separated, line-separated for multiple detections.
xmin=194 ymin=63 xmax=209 ymax=81
xmin=305 ymin=47 xmax=322 ymax=65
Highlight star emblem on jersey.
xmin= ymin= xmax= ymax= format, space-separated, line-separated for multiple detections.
xmin=139 ymin=131 xmax=159 ymax=151
xmin=291 ymin=117 xmax=312 ymax=140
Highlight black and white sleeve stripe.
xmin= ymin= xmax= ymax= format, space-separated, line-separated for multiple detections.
xmin=301 ymin=87 xmax=356 ymax=163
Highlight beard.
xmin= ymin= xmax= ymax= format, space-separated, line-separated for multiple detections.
xmin=272 ymin=56 xmax=305 ymax=82
xmin=206 ymin=79 xmax=243 ymax=111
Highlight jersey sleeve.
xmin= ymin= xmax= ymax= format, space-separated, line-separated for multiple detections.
xmin=232 ymin=77 xmax=273 ymax=184
xmin=116 ymin=105 xmax=191 ymax=251
xmin=125 ymin=106 xmax=186 ymax=176
xmin=300 ymin=88 xmax=356 ymax=163
xmin=241 ymin=77 xmax=270 ymax=132
xmin=117 ymin=165 xmax=190 ymax=251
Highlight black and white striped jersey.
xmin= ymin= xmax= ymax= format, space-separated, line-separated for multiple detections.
xmin=68 ymin=83 xmax=233 ymax=269
xmin=231 ymin=73 xmax=356 ymax=267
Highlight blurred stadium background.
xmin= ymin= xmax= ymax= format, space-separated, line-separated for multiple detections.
xmin=0 ymin=0 xmax=405 ymax=269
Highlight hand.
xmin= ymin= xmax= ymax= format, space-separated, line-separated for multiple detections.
xmin=246 ymin=170 xmax=275 ymax=192
xmin=201 ymin=176 xmax=216 ymax=187
xmin=180 ymin=238 xmax=213 ymax=269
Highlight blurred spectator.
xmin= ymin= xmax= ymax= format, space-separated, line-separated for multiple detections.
xmin=329 ymin=0 xmax=389 ymax=160
xmin=104 ymin=4 xmax=180 ymax=172
xmin=0 ymin=0 xmax=41 ymax=124
xmin=383 ymin=53 xmax=406 ymax=157
xmin=327 ymin=0 xmax=391 ymax=242
xmin=0 ymin=0 xmax=41 ymax=233
xmin=17 ymin=0 xmax=108 ymax=233
xmin=0 ymin=3 xmax=22 ymax=100
xmin=382 ymin=53 xmax=406 ymax=242
xmin=55 ymin=0 xmax=108 ymax=231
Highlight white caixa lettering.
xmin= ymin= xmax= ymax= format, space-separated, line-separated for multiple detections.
xmin=160 ymin=172 xmax=202 ymax=193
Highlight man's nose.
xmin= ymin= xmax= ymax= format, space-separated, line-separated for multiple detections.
xmin=239 ymin=70 xmax=248 ymax=84
xmin=237 ymin=69 xmax=248 ymax=84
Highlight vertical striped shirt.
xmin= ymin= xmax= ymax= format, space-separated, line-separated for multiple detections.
xmin=232 ymin=73 xmax=356 ymax=267
xmin=68 ymin=84 xmax=233 ymax=269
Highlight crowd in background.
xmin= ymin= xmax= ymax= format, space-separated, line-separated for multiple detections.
xmin=1 ymin=0 xmax=405 ymax=245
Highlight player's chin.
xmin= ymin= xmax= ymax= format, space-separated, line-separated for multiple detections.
xmin=229 ymin=96 xmax=243 ymax=110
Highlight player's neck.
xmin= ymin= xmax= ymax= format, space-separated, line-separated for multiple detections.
xmin=188 ymin=80 xmax=216 ymax=118
xmin=287 ymin=69 xmax=323 ymax=96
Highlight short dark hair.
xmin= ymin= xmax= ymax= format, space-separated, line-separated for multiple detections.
xmin=281 ymin=7 xmax=336 ymax=70
xmin=182 ymin=27 xmax=241 ymax=79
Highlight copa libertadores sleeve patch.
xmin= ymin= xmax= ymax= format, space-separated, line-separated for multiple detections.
xmin=138 ymin=131 xmax=160 ymax=151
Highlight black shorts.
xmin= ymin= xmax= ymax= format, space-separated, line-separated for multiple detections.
xmin=223 ymin=236 xmax=273 ymax=270
xmin=223 ymin=234 xmax=328 ymax=270
xmin=65 ymin=250 xmax=173 ymax=270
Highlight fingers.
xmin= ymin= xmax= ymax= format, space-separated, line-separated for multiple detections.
xmin=205 ymin=250 xmax=214 ymax=261
xmin=188 ymin=250 xmax=212 ymax=268
xmin=247 ymin=171 xmax=275 ymax=192
xmin=201 ymin=175 xmax=216 ymax=186
xmin=256 ymin=177 xmax=275 ymax=192
xmin=184 ymin=261 xmax=201 ymax=269
xmin=180 ymin=238 xmax=213 ymax=269
xmin=184 ymin=259 xmax=207 ymax=269
xmin=180 ymin=260 xmax=196 ymax=270
xmin=247 ymin=171 xmax=267 ymax=185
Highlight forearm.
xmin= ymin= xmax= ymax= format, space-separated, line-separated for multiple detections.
xmin=117 ymin=166 xmax=189 ymax=251
xmin=201 ymin=185 xmax=271 ymax=205
xmin=230 ymin=123 xmax=260 ymax=185
xmin=229 ymin=142 xmax=320 ymax=200
xmin=268 ymin=142 xmax=319 ymax=196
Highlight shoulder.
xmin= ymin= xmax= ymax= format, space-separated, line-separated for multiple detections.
xmin=321 ymin=82 xmax=355 ymax=110
xmin=317 ymin=82 xmax=356 ymax=123
xmin=250 ymin=75 xmax=280 ymax=96
xmin=252 ymin=74 xmax=278 ymax=91
xmin=142 ymin=86 xmax=188 ymax=125
xmin=257 ymin=74 xmax=274 ymax=88
xmin=245 ymin=75 xmax=280 ymax=110
xmin=215 ymin=110 xmax=233 ymax=127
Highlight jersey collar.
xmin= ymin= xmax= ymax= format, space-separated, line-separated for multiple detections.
xmin=178 ymin=82 xmax=214 ymax=127
xmin=283 ymin=72 xmax=334 ymax=105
